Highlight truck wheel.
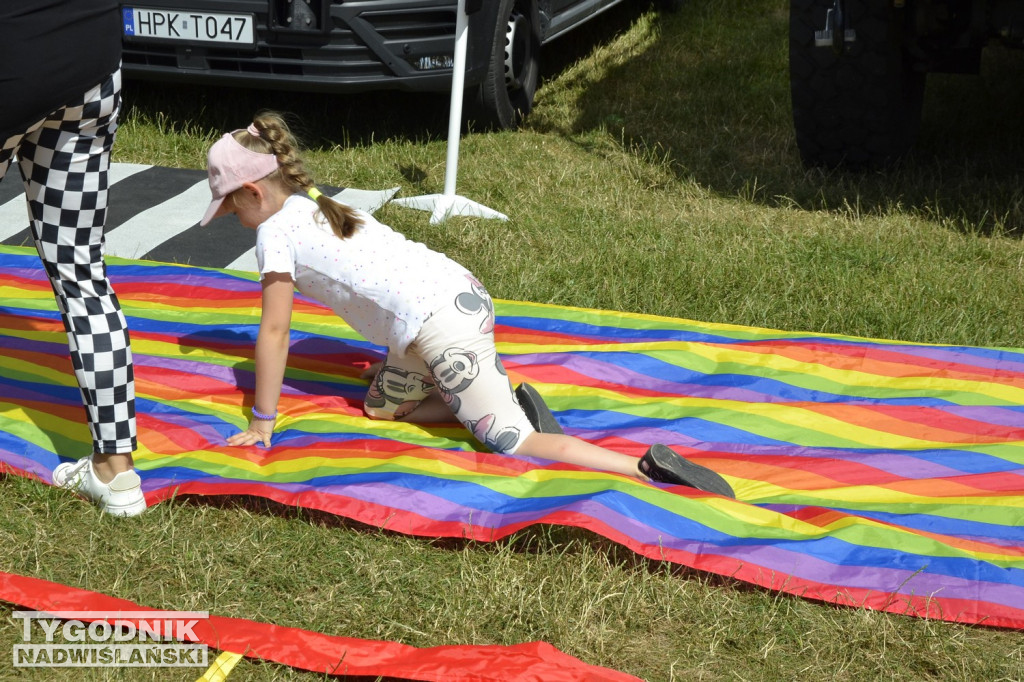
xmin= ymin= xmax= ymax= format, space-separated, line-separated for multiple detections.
xmin=789 ymin=0 xmax=926 ymax=168
xmin=468 ymin=0 xmax=540 ymax=130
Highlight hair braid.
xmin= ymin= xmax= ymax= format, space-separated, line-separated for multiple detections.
xmin=242 ymin=111 xmax=362 ymax=238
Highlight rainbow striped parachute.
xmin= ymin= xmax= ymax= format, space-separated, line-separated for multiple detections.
xmin=2 ymin=245 xmax=1023 ymax=638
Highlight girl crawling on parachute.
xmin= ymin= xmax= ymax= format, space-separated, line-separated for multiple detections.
xmin=199 ymin=111 xmax=734 ymax=499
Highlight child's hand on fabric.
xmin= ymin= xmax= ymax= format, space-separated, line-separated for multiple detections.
xmin=227 ymin=418 xmax=275 ymax=447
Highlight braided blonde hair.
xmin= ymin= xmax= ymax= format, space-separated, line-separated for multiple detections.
xmin=231 ymin=111 xmax=362 ymax=238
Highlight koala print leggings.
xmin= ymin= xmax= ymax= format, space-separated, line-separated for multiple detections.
xmin=364 ymin=279 xmax=535 ymax=455
xmin=0 ymin=69 xmax=137 ymax=455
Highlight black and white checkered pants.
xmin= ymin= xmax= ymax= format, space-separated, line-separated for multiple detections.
xmin=0 ymin=69 xmax=136 ymax=455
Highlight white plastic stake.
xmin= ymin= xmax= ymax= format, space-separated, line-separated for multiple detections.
xmin=392 ymin=0 xmax=508 ymax=224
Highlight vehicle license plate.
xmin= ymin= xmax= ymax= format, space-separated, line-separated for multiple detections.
xmin=122 ymin=7 xmax=255 ymax=46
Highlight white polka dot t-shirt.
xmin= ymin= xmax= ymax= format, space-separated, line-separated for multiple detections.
xmin=256 ymin=195 xmax=473 ymax=355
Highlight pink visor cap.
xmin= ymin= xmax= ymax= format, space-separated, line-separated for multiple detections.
xmin=199 ymin=132 xmax=279 ymax=226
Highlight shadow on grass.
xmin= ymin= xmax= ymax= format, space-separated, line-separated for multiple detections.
xmin=168 ymin=490 xmax=745 ymax=591
xmin=121 ymin=0 xmax=1023 ymax=233
xmin=122 ymin=77 xmax=453 ymax=149
xmin=543 ymin=0 xmax=1024 ymax=234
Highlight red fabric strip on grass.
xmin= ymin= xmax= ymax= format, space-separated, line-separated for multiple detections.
xmin=0 ymin=571 xmax=638 ymax=681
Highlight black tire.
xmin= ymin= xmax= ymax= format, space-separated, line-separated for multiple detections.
xmin=789 ymin=0 xmax=926 ymax=169
xmin=467 ymin=0 xmax=540 ymax=130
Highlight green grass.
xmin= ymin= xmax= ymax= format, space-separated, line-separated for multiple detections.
xmin=3 ymin=1 xmax=1024 ymax=679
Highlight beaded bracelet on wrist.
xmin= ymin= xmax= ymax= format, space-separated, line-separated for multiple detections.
xmin=251 ymin=406 xmax=277 ymax=421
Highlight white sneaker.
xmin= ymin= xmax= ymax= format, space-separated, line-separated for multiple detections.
xmin=52 ymin=456 xmax=147 ymax=517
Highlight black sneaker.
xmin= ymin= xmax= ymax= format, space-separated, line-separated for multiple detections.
xmin=638 ymin=444 xmax=735 ymax=498
xmin=514 ymin=383 xmax=564 ymax=435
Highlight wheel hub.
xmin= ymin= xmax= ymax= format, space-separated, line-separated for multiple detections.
xmin=814 ymin=0 xmax=857 ymax=54
xmin=504 ymin=13 xmax=527 ymax=91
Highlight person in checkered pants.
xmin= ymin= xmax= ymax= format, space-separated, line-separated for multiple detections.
xmin=1 ymin=2 xmax=145 ymax=516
